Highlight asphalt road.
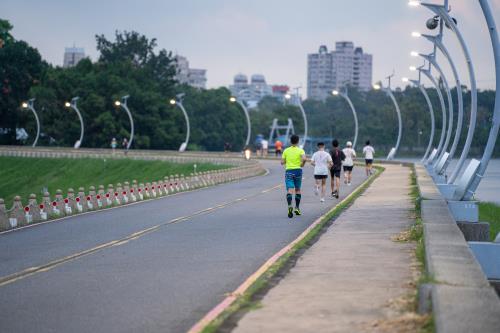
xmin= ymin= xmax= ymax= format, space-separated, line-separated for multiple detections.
xmin=0 ymin=160 xmax=366 ymax=333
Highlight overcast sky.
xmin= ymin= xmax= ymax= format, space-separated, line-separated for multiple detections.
xmin=2 ymin=0 xmax=499 ymax=93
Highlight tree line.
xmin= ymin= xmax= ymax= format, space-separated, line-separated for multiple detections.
xmin=0 ymin=19 xmax=497 ymax=156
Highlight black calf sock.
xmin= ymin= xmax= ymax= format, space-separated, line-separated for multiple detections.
xmin=286 ymin=194 xmax=292 ymax=206
xmin=295 ymin=194 xmax=301 ymax=208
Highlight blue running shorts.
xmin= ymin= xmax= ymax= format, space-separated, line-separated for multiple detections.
xmin=285 ymin=169 xmax=303 ymax=190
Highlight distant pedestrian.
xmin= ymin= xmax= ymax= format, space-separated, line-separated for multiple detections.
xmin=363 ymin=140 xmax=375 ymax=176
xmin=311 ymin=142 xmax=333 ymax=202
xmin=281 ymin=134 xmax=306 ymax=218
xmin=342 ymin=141 xmax=356 ymax=186
xmin=275 ymin=140 xmax=283 ymax=157
xmin=224 ymin=142 xmax=231 ymax=153
xmin=111 ymin=137 xmax=117 ymax=155
xmin=262 ymin=139 xmax=269 ymax=157
xmin=329 ymin=139 xmax=345 ymax=199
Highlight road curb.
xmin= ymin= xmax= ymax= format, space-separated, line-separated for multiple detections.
xmin=188 ymin=165 xmax=385 ymax=333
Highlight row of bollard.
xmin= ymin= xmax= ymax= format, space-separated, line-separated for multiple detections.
xmin=0 ymin=164 xmax=264 ymax=232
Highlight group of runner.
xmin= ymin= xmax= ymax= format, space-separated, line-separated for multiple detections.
xmin=281 ymin=135 xmax=375 ymax=218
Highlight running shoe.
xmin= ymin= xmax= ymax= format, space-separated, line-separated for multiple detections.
xmin=288 ymin=207 xmax=294 ymax=218
xmin=348 ymin=182 xmax=351 ymax=186
xmin=320 ymin=198 xmax=325 ymax=202
xmin=294 ymin=208 xmax=301 ymax=216
xmin=331 ymin=191 xmax=335 ymax=198
xmin=336 ymin=191 xmax=339 ymax=199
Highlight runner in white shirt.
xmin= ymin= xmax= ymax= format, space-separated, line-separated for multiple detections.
xmin=342 ymin=141 xmax=356 ymax=186
xmin=362 ymin=140 xmax=375 ymax=176
xmin=310 ymin=142 xmax=333 ymax=202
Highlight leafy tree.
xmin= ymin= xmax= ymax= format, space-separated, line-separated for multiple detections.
xmin=0 ymin=19 xmax=46 ymax=145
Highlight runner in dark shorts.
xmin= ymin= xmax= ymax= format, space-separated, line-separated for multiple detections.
xmin=329 ymin=139 xmax=345 ymax=199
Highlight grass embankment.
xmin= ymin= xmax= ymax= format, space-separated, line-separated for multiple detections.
xmin=200 ymin=166 xmax=385 ymax=333
xmin=0 ymin=156 xmax=229 ymax=204
xmin=479 ymin=202 xmax=500 ymax=241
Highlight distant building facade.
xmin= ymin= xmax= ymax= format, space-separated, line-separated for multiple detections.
xmin=63 ymin=47 xmax=85 ymax=68
xmin=307 ymin=41 xmax=372 ymax=100
xmin=174 ymin=55 xmax=207 ymax=89
xmin=229 ymin=73 xmax=274 ymax=107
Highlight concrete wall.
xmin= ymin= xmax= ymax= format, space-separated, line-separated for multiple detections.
xmin=415 ymin=164 xmax=500 ymax=333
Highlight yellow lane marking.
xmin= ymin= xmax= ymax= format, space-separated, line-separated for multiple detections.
xmin=0 ymin=183 xmax=284 ymax=288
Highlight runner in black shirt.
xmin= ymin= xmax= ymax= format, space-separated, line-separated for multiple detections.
xmin=330 ymin=139 xmax=345 ymax=199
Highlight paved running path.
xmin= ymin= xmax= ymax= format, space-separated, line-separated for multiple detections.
xmin=233 ymin=164 xmax=414 ymax=333
xmin=0 ymin=160 xmax=366 ymax=333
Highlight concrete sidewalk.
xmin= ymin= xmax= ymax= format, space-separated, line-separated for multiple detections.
xmin=233 ymin=164 xmax=418 ymax=332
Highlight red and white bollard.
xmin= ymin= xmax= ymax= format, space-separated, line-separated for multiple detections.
xmin=64 ymin=198 xmax=72 ymax=215
xmin=24 ymin=206 xmax=32 ymax=224
xmin=39 ymin=203 xmax=48 ymax=220
xmin=52 ymin=201 xmax=60 ymax=216
xmin=75 ymin=197 xmax=83 ymax=213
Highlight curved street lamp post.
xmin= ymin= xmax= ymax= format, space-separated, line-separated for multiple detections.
xmin=114 ymin=95 xmax=134 ymax=150
xmin=404 ymin=76 xmax=435 ymax=162
xmin=332 ymin=89 xmax=359 ymax=150
xmin=417 ymin=53 xmax=454 ymax=174
xmin=21 ymin=99 xmax=40 ymax=147
xmin=418 ymin=68 xmax=446 ymax=166
xmin=374 ymin=74 xmax=402 ymax=160
xmin=170 ymin=93 xmax=190 ymax=152
xmin=419 ymin=2 xmax=478 ymax=187
xmin=65 ymin=97 xmax=84 ymax=149
xmin=419 ymin=33 xmax=464 ymax=176
xmin=229 ymin=91 xmax=251 ymax=148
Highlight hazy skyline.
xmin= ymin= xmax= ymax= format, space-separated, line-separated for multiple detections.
xmin=2 ymin=0 xmax=499 ymax=93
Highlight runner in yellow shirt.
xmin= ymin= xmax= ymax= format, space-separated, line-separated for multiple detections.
xmin=281 ymin=134 xmax=307 ymax=219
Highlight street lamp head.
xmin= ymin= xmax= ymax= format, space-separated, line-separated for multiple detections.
xmin=373 ymin=84 xmax=381 ymax=90
xmin=408 ymin=0 xmax=420 ymax=6
xmin=332 ymin=90 xmax=339 ymax=95
xmin=410 ymin=51 xmax=419 ymax=57
xmin=65 ymin=102 xmax=71 ymax=108
xmin=411 ymin=31 xmax=421 ymax=38
xmin=402 ymin=77 xmax=409 ymax=83
xmin=169 ymin=99 xmax=176 ymax=105
xmin=426 ymin=16 xmax=439 ymax=30
xmin=284 ymin=93 xmax=291 ymax=100
xmin=409 ymin=66 xmax=417 ymax=71
xmin=114 ymin=101 xmax=121 ymax=106
xmin=21 ymin=102 xmax=28 ymax=108
xmin=229 ymin=96 xmax=237 ymax=103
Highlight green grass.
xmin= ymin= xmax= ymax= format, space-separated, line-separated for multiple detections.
xmin=200 ymin=165 xmax=386 ymax=333
xmin=479 ymin=202 xmax=500 ymax=241
xmin=0 ymin=156 xmax=229 ymax=204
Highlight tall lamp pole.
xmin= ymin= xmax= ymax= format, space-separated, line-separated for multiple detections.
xmin=416 ymin=32 xmax=464 ymax=174
xmin=331 ymin=88 xmax=359 ymax=149
xmin=464 ymin=0 xmax=500 ymax=200
xmin=21 ymin=99 xmax=40 ymax=147
xmin=403 ymin=75 xmax=436 ymax=162
xmin=415 ymin=1 xmax=478 ymax=184
xmin=417 ymin=67 xmax=446 ymax=165
xmin=114 ymin=95 xmax=134 ymax=150
xmin=229 ymin=91 xmax=251 ymax=147
xmin=373 ymin=74 xmax=402 ymax=160
xmin=170 ymin=93 xmax=190 ymax=152
xmin=64 ymin=97 xmax=84 ymax=149
xmin=289 ymin=86 xmax=308 ymax=149
xmin=415 ymin=53 xmax=454 ymax=171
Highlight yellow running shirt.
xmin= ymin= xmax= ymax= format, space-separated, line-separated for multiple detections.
xmin=282 ymin=146 xmax=305 ymax=170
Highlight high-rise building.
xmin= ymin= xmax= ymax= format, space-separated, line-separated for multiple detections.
xmin=307 ymin=41 xmax=372 ymax=100
xmin=63 ymin=47 xmax=85 ymax=68
xmin=174 ymin=55 xmax=207 ymax=89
